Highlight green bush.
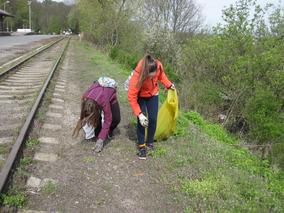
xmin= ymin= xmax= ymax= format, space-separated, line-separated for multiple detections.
xmin=244 ymin=87 xmax=284 ymax=144
xmin=109 ymin=46 xmax=140 ymax=69
xmin=180 ymin=0 xmax=284 ymax=169
xmin=164 ymin=64 xmax=180 ymax=83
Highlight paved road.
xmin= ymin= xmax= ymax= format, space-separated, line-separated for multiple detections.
xmin=0 ymin=35 xmax=59 ymax=49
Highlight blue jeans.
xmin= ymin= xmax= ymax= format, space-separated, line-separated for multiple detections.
xmin=137 ymin=95 xmax=158 ymax=146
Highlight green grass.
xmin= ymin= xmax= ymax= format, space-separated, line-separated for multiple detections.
xmin=148 ymin=145 xmax=167 ymax=158
xmin=26 ymin=138 xmax=40 ymax=148
xmin=1 ymin=193 xmax=25 ymax=208
xmin=83 ymin=156 xmax=96 ymax=164
xmin=173 ymin=111 xmax=284 ymax=212
xmin=0 ymin=144 xmax=10 ymax=155
xmin=0 ymin=187 xmax=25 ymax=208
xmin=41 ymin=181 xmax=57 ymax=195
xmin=19 ymin=157 xmax=33 ymax=170
xmin=75 ymin=41 xmax=129 ymax=106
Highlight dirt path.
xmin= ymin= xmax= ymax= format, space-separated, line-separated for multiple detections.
xmin=21 ymin=38 xmax=180 ymax=213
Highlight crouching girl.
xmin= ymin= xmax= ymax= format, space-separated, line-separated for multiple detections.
xmin=73 ymin=77 xmax=121 ymax=153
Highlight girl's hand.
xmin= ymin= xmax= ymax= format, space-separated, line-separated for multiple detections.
xmin=138 ymin=113 xmax=149 ymax=127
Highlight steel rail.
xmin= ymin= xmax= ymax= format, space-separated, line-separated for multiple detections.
xmin=0 ymin=37 xmax=71 ymax=192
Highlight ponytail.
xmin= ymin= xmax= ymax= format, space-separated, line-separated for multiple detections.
xmin=137 ymin=54 xmax=157 ymax=88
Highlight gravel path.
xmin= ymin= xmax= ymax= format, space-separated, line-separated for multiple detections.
xmin=21 ymin=38 xmax=179 ymax=212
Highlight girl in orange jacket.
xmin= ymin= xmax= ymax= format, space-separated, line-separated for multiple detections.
xmin=128 ymin=54 xmax=175 ymax=159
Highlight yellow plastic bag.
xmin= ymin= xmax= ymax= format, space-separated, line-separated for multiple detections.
xmin=154 ymin=89 xmax=179 ymax=141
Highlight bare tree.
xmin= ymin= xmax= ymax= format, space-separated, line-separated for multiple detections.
xmin=142 ymin=0 xmax=202 ymax=33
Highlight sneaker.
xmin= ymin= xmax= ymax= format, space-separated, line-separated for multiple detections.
xmin=137 ymin=148 xmax=147 ymax=160
xmin=107 ymin=131 xmax=113 ymax=140
xmin=146 ymin=143 xmax=154 ymax=151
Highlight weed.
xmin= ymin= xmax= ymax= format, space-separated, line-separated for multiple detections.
xmin=181 ymin=176 xmax=224 ymax=198
xmin=148 ymin=145 xmax=167 ymax=158
xmin=173 ymin=154 xmax=193 ymax=167
xmin=174 ymin=112 xmax=191 ymax=137
xmin=36 ymin=111 xmax=45 ymax=121
xmin=84 ymin=156 xmax=96 ymax=164
xmin=41 ymin=180 xmax=57 ymax=195
xmin=26 ymin=138 xmax=40 ymax=148
xmin=19 ymin=157 xmax=33 ymax=170
xmin=0 ymin=192 xmax=25 ymax=208
xmin=186 ymin=111 xmax=238 ymax=144
xmin=0 ymin=144 xmax=10 ymax=155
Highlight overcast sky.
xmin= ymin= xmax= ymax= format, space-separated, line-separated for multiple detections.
xmin=197 ymin=0 xmax=282 ymax=27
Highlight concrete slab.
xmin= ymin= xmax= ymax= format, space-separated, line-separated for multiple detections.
xmin=57 ymin=82 xmax=66 ymax=86
xmin=0 ymin=94 xmax=33 ymax=99
xmin=26 ymin=176 xmax=42 ymax=188
xmin=52 ymin=98 xmax=64 ymax=103
xmin=42 ymin=123 xmax=61 ymax=131
xmin=53 ymin=93 xmax=62 ymax=98
xmin=46 ymin=111 xmax=63 ymax=118
xmin=34 ymin=153 xmax=58 ymax=162
xmin=39 ymin=137 xmax=59 ymax=145
xmin=0 ymin=85 xmax=39 ymax=90
xmin=54 ymin=88 xmax=65 ymax=93
xmin=0 ymin=124 xmax=20 ymax=131
xmin=0 ymin=99 xmax=33 ymax=104
xmin=18 ymin=210 xmax=50 ymax=213
xmin=0 ymin=137 xmax=13 ymax=144
xmin=40 ymin=178 xmax=58 ymax=188
xmin=49 ymin=104 xmax=64 ymax=110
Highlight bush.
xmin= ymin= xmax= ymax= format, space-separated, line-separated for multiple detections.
xmin=181 ymin=1 xmax=284 ymax=169
xmin=164 ymin=64 xmax=180 ymax=83
xmin=244 ymin=87 xmax=284 ymax=144
xmin=109 ymin=46 xmax=140 ymax=69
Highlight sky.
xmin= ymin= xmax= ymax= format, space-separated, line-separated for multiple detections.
xmin=197 ymin=0 xmax=282 ymax=27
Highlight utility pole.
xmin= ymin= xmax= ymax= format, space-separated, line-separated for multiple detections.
xmin=3 ymin=0 xmax=9 ymax=11
xmin=3 ymin=1 xmax=10 ymax=32
xmin=28 ymin=0 xmax=32 ymax=30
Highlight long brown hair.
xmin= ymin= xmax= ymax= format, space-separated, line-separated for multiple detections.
xmin=137 ymin=54 xmax=157 ymax=88
xmin=72 ymin=98 xmax=101 ymax=138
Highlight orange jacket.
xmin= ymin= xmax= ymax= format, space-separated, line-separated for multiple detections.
xmin=128 ymin=59 xmax=172 ymax=116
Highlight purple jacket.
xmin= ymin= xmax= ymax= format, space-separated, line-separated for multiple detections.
xmin=83 ymin=82 xmax=117 ymax=141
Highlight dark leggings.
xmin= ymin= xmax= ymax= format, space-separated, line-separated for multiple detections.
xmin=95 ymin=102 xmax=121 ymax=137
xmin=137 ymin=95 xmax=159 ymax=146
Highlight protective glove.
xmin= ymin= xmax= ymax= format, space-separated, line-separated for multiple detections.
xmin=82 ymin=123 xmax=95 ymax=139
xmin=170 ymin=84 xmax=175 ymax=90
xmin=94 ymin=138 xmax=104 ymax=153
xmin=138 ymin=113 xmax=148 ymax=127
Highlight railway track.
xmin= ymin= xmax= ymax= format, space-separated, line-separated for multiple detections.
xmin=0 ymin=36 xmax=70 ymax=192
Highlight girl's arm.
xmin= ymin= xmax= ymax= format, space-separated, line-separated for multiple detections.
xmin=128 ymin=70 xmax=142 ymax=116
xmin=97 ymin=102 xmax=112 ymax=141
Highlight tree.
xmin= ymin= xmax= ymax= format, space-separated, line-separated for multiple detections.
xmin=142 ymin=0 xmax=202 ymax=33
